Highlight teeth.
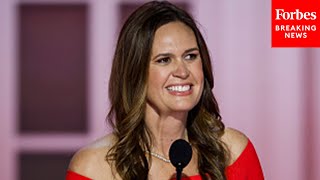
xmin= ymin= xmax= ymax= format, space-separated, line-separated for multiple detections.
xmin=167 ymin=85 xmax=191 ymax=92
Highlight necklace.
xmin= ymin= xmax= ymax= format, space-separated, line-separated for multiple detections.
xmin=145 ymin=150 xmax=171 ymax=163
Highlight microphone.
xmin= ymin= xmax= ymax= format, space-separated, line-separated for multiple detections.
xmin=169 ymin=139 xmax=192 ymax=180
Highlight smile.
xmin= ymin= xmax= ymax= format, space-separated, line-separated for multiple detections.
xmin=166 ymin=85 xmax=191 ymax=92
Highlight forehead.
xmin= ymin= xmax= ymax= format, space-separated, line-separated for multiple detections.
xmin=152 ymin=22 xmax=197 ymax=53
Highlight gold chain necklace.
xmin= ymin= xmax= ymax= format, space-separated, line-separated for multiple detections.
xmin=145 ymin=150 xmax=171 ymax=163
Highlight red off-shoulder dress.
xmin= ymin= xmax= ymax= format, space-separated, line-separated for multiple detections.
xmin=66 ymin=140 xmax=264 ymax=180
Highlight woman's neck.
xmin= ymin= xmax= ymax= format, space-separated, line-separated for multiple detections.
xmin=144 ymin=104 xmax=189 ymax=157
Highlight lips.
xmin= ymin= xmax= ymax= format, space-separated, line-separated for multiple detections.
xmin=166 ymin=85 xmax=191 ymax=92
xmin=166 ymin=84 xmax=193 ymax=96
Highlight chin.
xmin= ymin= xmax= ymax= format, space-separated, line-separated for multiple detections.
xmin=169 ymin=104 xmax=196 ymax=112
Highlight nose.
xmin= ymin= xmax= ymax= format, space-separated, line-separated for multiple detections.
xmin=172 ymin=61 xmax=190 ymax=79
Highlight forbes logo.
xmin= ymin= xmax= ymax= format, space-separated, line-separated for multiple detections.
xmin=275 ymin=9 xmax=317 ymax=20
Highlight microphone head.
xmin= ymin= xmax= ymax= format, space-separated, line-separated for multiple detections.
xmin=169 ymin=139 xmax=192 ymax=169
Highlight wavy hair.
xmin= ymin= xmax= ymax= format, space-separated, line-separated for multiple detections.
xmin=107 ymin=1 xmax=228 ymax=180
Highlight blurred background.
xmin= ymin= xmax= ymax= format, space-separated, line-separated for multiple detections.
xmin=1 ymin=0 xmax=319 ymax=179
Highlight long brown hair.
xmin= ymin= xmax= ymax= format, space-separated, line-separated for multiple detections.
xmin=107 ymin=1 xmax=228 ymax=179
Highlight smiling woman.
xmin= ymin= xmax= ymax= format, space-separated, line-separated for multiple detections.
xmin=66 ymin=1 xmax=264 ymax=180
xmin=147 ymin=22 xmax=204 ymax=114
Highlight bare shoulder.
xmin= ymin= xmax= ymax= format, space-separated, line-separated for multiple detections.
xmin=220 ymin=127 xmax=249 ymax=165
xmin=68 ymin=133 xmax=116 ymax=179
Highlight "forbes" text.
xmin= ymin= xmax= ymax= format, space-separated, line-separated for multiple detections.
xmin=275 ymin=9 xmax=317 ymax=20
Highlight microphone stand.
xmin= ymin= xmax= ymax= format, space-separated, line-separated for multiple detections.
xmin=176 ymin=166 xmax=182 ymax=180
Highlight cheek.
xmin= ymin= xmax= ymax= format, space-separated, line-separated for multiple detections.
xmin=149 ymin=66 xmax=171 ymax=80
xmin=192 ymin=61 xmax=204 ymax=84
xmin=148 ymin=68 xmax=168 ymax=90
xmin=197 ymin=72 xmax=204 ymax=94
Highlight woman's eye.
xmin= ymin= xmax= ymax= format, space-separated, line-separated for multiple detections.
xmin=156 ymin=57 xmax=170 ymax=64
xmin=185 ymin=53 xmax=198 ymax=60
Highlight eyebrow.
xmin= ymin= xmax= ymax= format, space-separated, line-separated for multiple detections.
xmin=152 ymin=47 xmax=199 ymax=60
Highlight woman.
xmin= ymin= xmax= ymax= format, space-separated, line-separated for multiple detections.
xmin=66 ymin=1 xmax=264 ymax=180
